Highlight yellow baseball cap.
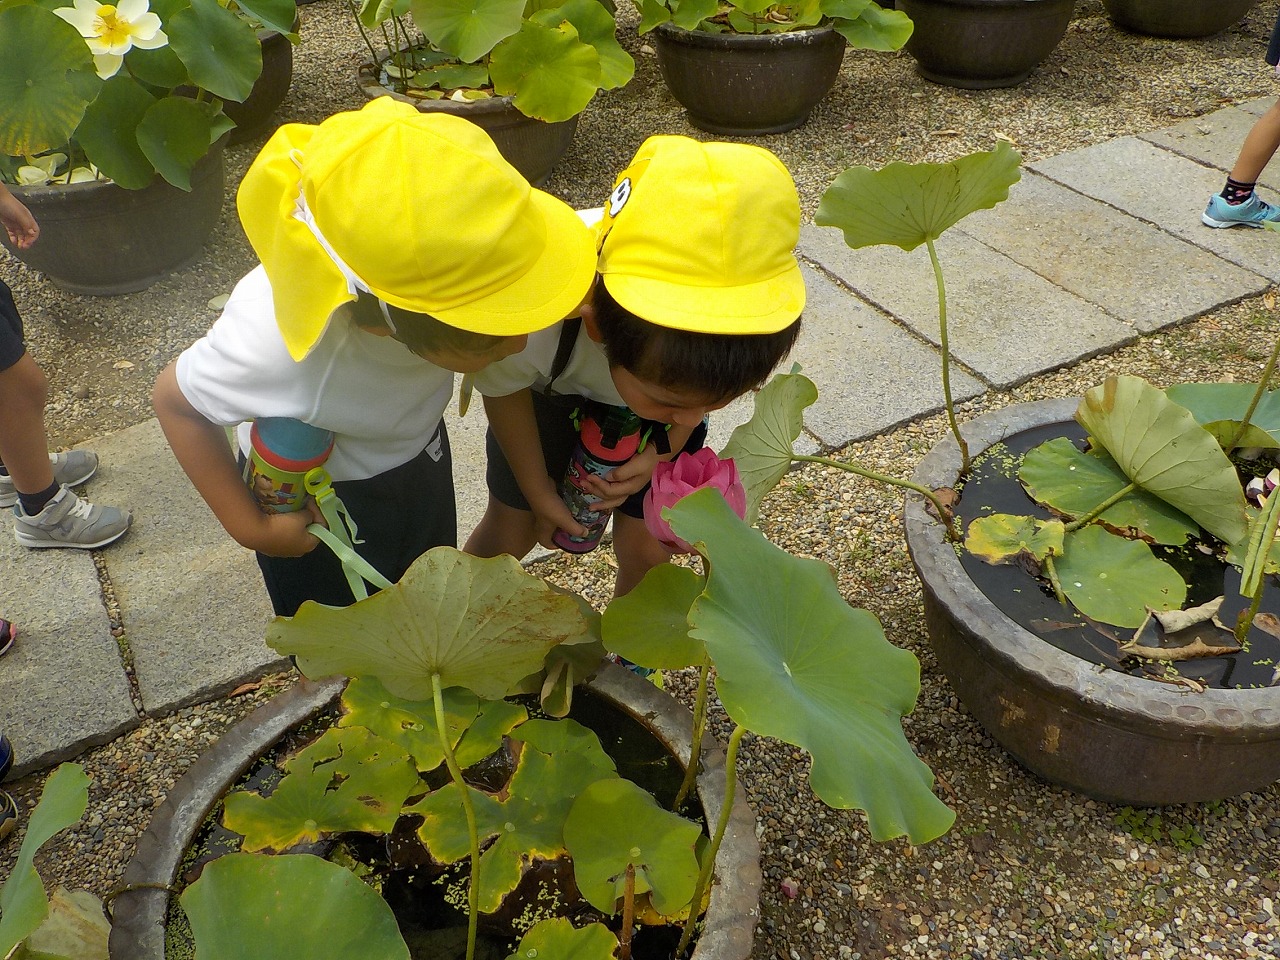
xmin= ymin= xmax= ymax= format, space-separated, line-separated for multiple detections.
xmin=237 ymin=98 xmax=596 ymax=360
xmin=596 ymin=135 xmax=805 ymax=335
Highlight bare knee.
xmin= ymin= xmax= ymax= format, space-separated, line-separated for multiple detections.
xmin=464 ymin=497 xmax=537 ymax=559
xmin=0 ymin=353 xmax=48 ymax=411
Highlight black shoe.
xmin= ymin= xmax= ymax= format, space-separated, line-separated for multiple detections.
xmin=0 ymin=790 xmax=16 ymax=842
xmin=0 ymin=734 xmax=12 ymax=782
xmin=0 ymin=617 xmax=14 ymax=657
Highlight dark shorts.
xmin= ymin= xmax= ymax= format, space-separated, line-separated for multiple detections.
xmin=0 ymin=279 xmax=27 ymax=374
xmin=485 ymin=391 xmax=708 ymax=520
xmin=256 ymin=425 xmax=456 ymax=617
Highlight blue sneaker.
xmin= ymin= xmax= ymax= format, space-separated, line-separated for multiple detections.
xmin=1202 ymin=192 xmax=1280 ymax=228
xmin=0 ymin=733 xmax=12 ymax=782
xmin=0 ymin=790 xmax=16 ymax=842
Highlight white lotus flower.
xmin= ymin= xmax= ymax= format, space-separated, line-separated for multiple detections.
xmin=54 ymin=0 xmax=168 ymax=79
xmin=66 ymin=165 xmax=100 ymax=183
xmin=16 ymin=154 xmax=68 ymax=185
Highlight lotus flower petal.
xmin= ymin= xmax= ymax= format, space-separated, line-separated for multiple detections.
xmin=644 ymin=449 xmax=747 ymax=553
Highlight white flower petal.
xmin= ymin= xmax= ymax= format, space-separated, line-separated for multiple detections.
xmin=68 ymin=167 xmax=98 ymax=183
xmin=116 ymin=0 xmax=148 ymax=21
xmin=16 ymin=166 xmax=51 ymax=186
xmin=130 ymin=24 xmax=167 ymax=48
xmin=92 ymin=51 xmax=123 ymax=78
xmin=52 ymin=5 xmax=97 ymax=35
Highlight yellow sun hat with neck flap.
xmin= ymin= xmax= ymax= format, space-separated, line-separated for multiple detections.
xmin=236 ymin=97 xmax=596 ymax=360
xmin=595 ymin=135 xmax=805 ymax=335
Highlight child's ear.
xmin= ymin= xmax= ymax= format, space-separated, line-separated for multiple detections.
xmin=581 ymin=302 xmax=604 ymax=343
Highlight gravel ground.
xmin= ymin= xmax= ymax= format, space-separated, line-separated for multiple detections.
xmin=5 ymin=1 xmax=1280 ymax=957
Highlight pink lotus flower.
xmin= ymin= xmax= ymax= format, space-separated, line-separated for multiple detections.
xmin=644 ymin=449 xmax=748 ymax=553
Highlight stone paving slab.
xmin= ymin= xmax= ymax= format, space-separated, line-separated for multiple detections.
xmin=798 ymin=224 xmax=1133 ymax=389
xmin=88 ymin=420 xmax=284 ymax=716
xmin=958 ymin=170 xmax=1265 ymax=332
xmin=1030 ymin=136 xmax=1280 ymax=284
xmin=1138 ymin=106 xmax=1261 ymax=172
xmin=0 ymin=476 xmax=137 ymax=778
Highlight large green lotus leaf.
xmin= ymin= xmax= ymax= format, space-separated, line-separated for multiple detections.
xmin=0 ymin=764 xmax=89 ymax=957
xmin=359 ymin=0 xmax=410 ymax=28
xmin=505 ymin=919 xmax=617 ymax=960
xmin=535 ymin=0 xmax=633 ymax=89
xmin=415 ymin=62 xmax=491 ymax=91
xmin=454 ymin=699 xmax=528 ymax=768
xmin=137 ymin=96 xmax=232 ymax=190
xmin=0 ymin=6 xmax=98 ymax=156
xmin=720 ymin=368 xmax=817 ymax=525
xmin=1018 ymin=436 xmax=1197 ymax=546
xmin=635 ymin=0 xmax=673 ymax=32
xmin=563 ymin=778 xmax=702 ymax=916
xmin=602 ymin=563 xmax=705 ymax=669
xmin=339 ymin=676 xmax=479 ymax=773
xmin=126 ymin=43 xmax=192 ymax=90
xmin=826 ymin=0 xmax=912 ymax=50
xmin=1166 ymin=382 xmax=1280 ymax=449
xmin=1077 ymin=376 xmax=1250 ymax=547
xmin=1057 ymin=525 xmax=1186 ymax=629
xmin=965 ymin=515 xmax=1064 ymax=564
xmin=233 ymin=0 xmax=299 ymax=37
xmin=669 ymin=0 xmax=717 ymax=29
xmin=411 ymin=0 xmax=525 ymax=62
xmin=408 ymin=718 xmax=618 ymax=913
xmin=222 ymin=726 xmax=420 ymax=852
xmin=74 ymin=74 xmax=156 ymax=189
xmin=268 ymin=548 xmax=590 ymax=702
xmin=181 ymin=854 xmax=410 ymax=960
xmin=168 ymin=0 xmax=261 ymax=101
xmin=666 ymin=489 xmax=954 ymax=844
xmin=21 ymin=887 xmax=110 ymax=960
xmin=815 ymin=142 xmax=1021 ymax=252
xmin=490 ymin=20 xmax=600 ymax=122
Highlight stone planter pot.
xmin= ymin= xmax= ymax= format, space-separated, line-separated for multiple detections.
xmin=898 ymin=0 xmax=1074 ymax=89
xmin=0 ymin=141 xmax=226 ymax=296
xmin=109 ymin=664 xmax=761 ymax=959
xmin=903 ymin=398 xmax=1280 ymax=806
xmin=1102 ymin=0 xmax=1254 ymax=39
xmin=357 ymin=59 xmax=578 ymax=187
xmin=652 ymin=22 xmax=847 ymax=136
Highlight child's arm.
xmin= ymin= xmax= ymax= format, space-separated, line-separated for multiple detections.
xmin=0 ymin=183 xmax=39 ymax=249
xmin=153 ymin=362 xmax=321 ymax=556
xmin=483 ymin=389 xmax=589 ymax=546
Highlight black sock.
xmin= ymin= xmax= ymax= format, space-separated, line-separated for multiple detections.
xmin=0 ymin=463 xmax=7 ymax=477
xmin=18 ymin=482 xmax=59 ymax=516
xmin=1222 ymin=178 xmax=1257 ymax=205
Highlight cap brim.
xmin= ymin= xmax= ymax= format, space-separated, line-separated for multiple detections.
xmin=377 ymin=189 xmax=597 ymax=337
xmin=605 ymin=264 xmax=806 ymax=335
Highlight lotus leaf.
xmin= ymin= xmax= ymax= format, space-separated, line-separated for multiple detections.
xmin=490 ymin=21 xmax=601 ymax=123
xmin=268 ymin=547 xmax=590 ymax=701
xmin=535 ymin=0 xmax=634 ymax=90
xmin=1018 ymin=437 xmax=1196 ymax=545
xmin=17 ymin=888 xmax=109 ymax=960
xmin=505 ymin=918 xmax=618 ymax=960
xmin=181 ymin=854 xmax=410 ymax=960
xmin=965 ymin=515 xmax=1064 ymax=564
xmin=232 ymin=0 xmax=299 ymax=37
xmin=222 ymin=726 xmax=420 ymax=852
xmin=0 ymin=764 xmax=89 ymax=957
xmin=1077 ymin=376 xmax=1249 ymax=548
xmin=408 ymin=718 xmax=618 ymax=913
xmin=1166 ymin=382 xmax=1280 ymax=449
xmin=167 ymin=0 xmax=262 ymax=103
xmin=602 ymin=563 xmax=706 ymax=669
xmin=720 ymin=367 xmax=817 ymax=524
xmin=665 ymin=488 xmax=955 ymax=844
xmin=73 ymin=75 xmax=157 ymax=189
xmin=414 ymin=63 xmax=491 ymax=90
xmin=410 ymin=0 xmax=526 ymax=63
xmin=0 ymin=7 xmax=97 ymax=157
xmin=827 ymin=0 xmax=912 ymax=49
xmin=1056 ymin=525 xmax=1187 ymax=629
xmin=815 ymin=141 xmax=1021 ymax=252
xmin=136 ymin=97 xmax=233 ymax=191
xmin=563 ymin=778 xmax=702 ymax=916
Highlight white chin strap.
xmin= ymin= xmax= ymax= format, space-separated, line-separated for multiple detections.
xmin=291 ymin=174 xmax=397 ymax=334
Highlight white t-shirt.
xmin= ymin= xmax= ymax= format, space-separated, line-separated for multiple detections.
xmin=470 ymin=320 xmax=622 ymax=404
xmin=175 ymin=266 xmax=455 ymax=482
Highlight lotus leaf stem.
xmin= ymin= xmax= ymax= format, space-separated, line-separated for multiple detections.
xmin=1225 ymin=324 xmax=1280 ymax=455
xmin=927 ymin=238 xmax=969 ymax=473
xmin=1042 ymin=553 xmax=1066 ymax=607
xmin=790 ymin=454 xmax=963 ymax=542
xmin=345 ymin=0 xmax=381 ymax=65
xmin=1063 ymin=482 xmax=1138 ymax=532
xmin=620 ymin=863 xmax=636 ymax=960
xmin=432 ymin=673 xmax=481 ymax=960
xmin=677 ymin=724 xmax=746 ymax=958
xmin=1236 ymin=588 xmax=1265 ymax=644
xmin=673 ymin=658 xmax=711 ymax=810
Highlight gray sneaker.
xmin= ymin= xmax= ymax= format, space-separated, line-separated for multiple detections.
xmin=0 ymin=450 xmax=99 ymax=508
xmin=13 ymin=485 xmax=131 ymax=549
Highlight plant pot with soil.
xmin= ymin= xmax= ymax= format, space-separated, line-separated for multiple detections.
xmin=637 ymin=0 xmax=913 ymax=136
xmin=351 ymin=0 xmax=633 ymax=185
xmin=897 ymin=0 xmax=1075 ymax=89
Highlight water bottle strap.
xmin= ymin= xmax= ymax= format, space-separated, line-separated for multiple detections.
xmin=306 ymin=523 xmax=395 ymax=599
xmin=302 ymin=467 xmax=393 ymax=601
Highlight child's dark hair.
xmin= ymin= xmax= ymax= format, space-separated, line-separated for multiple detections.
xmin=592 ymin=281 xmax=801 ymax=399
xmin=348 ymin=295 xmax=507 ymax=355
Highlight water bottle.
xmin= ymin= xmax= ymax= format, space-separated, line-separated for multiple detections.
xmin=552 ymin=403 xmax=644 ymax=554
xmin=244 ymin=417 xmax=334 ymax=513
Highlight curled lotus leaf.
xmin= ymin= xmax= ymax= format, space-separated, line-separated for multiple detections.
xmin=535 ymin=0 xmax=633 ymax=90
xmin=410 ymin=0 xmax=525 ymax=62
xmin=665 ymin=488 xmax=955 ymax=844
xmin=965 ymin=514 xmax=1064 ymax=564
xmin=603 ymin=562 xmax=706 ymax=670
xmin=1056 ymin=525 xmax=1187 ymax=629
xmin=489 ymin=20 xmax=601 ymax=123
xmin=504 ymin=918 xmax=618 ymax=960
xmin=1018 ymin=437 xmax=1196 ymax=545
xmin=1076 ymin=376 xmax=1249 ymax=548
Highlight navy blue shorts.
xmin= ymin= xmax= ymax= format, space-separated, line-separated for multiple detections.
xmin=485 ymin=391 xmax=708 ymax=521
xmin=0 ymin=280 xmax=26 ymax=374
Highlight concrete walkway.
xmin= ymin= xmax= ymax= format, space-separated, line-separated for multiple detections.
xmin=5 ymin=101 xmax=1280 ymax=778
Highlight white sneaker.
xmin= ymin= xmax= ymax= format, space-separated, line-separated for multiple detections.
xmin=0 ymin=450 xmax=99 ymax=508
xmin=13 ymin=485 xmax=131 ymax=549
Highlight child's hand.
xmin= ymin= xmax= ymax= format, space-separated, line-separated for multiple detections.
xmin=580 ymin=446 xmax=658 ymax=508
xmin=526 ymin=477 xmax=589 ymax=548
xmin=0 ymin=187 xmax=39 ymax=249
xmin=247 ymin=501 xmax=324 ymax=557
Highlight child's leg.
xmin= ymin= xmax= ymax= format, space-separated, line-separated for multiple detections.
xmin=0 ymin=352 xmax=55 ymax=497
xmin=612 ymin=512 xmax=674 ymax=597
xmin=465 ymin=497 xmax=538 ymax=559
xmin=1230 ymin=98 xmax=1280 ymax=186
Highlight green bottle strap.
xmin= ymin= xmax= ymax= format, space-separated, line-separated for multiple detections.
xmin=302 ymin=467 xmax=393 ymax=600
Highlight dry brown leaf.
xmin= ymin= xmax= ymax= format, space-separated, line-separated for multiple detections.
xmin=229 ymin=681 xmax=264 ymax=697
xmin=1119 ymin=636 xmax=1241 ymax=662
xmin=112 ymin=360 xmax=134 ymax=370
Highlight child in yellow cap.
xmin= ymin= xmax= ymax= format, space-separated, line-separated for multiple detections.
xmin=153 ymin=98 xmax=595 ymax=616
xmin=465 ymin=135 xmax=805 ymax=596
